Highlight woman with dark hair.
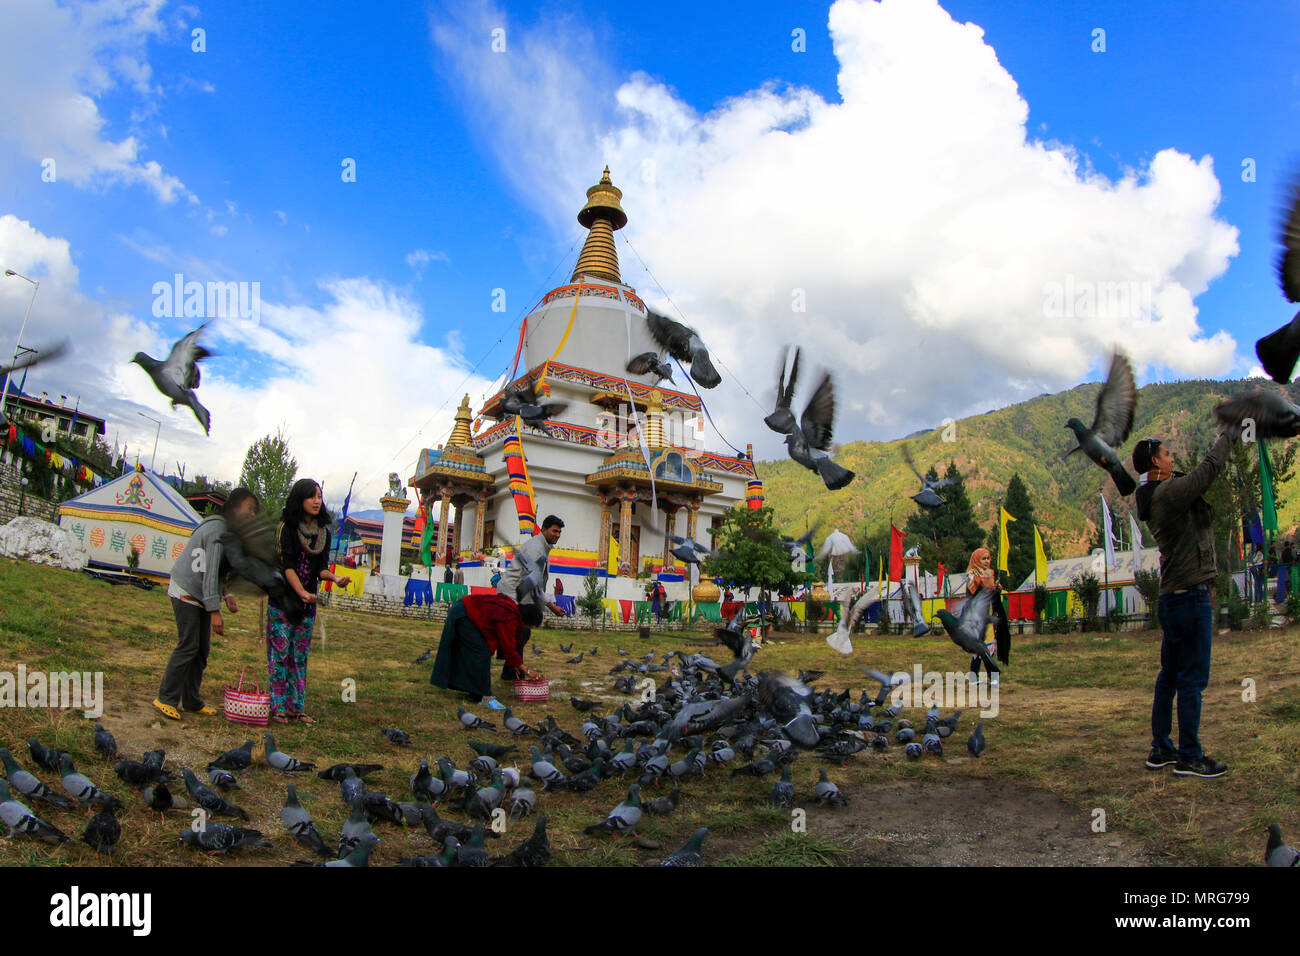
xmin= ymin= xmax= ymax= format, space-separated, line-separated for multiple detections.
xmin=266 ymin=478 xmax=348 ymax=724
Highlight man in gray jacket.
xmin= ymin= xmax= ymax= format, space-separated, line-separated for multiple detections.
xmin=1133 ymin=425 xmax=1239 ymax=778
xmin=153 ymin=489 xmax=259 ymax=721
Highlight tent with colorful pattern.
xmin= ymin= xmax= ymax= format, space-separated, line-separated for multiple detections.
xmin=57 ymin=465 xmax=202 ymax=581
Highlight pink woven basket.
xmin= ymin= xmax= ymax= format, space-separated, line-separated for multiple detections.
xmin=223 ymin=665 xmax=270 ymax=726
xmin=512 ymin=678 xmax=550 ymax=702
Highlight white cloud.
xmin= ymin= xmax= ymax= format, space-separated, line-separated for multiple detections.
xmin=274 ymin=210 xmax=288 ymax=225
xmin=406 ymin=248 xmax=451 ymax=278
xmin=430 ymin=0 xmax=1241 ymax=455
xmin=0 ymin=214 xmax=492 ymax=507
xmin=0 ymin=0 xmax=194 ymax=204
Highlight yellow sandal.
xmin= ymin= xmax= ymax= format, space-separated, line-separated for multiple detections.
xmin=186 ymin=705 xmax=219 ymax=716
xmin=152 ymin=698 xmax=182 ymax=721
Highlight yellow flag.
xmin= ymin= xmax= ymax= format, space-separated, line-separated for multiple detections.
xmin=607 ymin=535 xmax=619 ymax=576
xmin=998 ymin=506 xmax=1017 ymax=572
xmin=1034 ymin=524 xmax=1047 ymax=581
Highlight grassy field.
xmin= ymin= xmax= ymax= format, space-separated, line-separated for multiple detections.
xmin=0 ymin=555 xmax=1296 ymax=866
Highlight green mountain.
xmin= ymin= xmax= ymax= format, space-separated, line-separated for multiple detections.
xmin=757 ymin=377 xmax=1300 ymax=558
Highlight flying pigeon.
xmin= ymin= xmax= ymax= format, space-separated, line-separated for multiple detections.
xmin=81 ymin=806 xmax=120 ymax=856
xmin=967 ymin=722 xmax=986 ymax=757
xmin=660 ymin=828 xmax=708 ymax=867
xmin=501 ymin=380 xmax=568 ymax=435
xmin=1254 ymin=171 xmax=1300 ymax=382
xmin=59 ymin=754 xmax=122 ymax=810
xmin=0 ymin=748 xmax=73 ymax=809
xmin=0 ymin=779 xmax=69 ymax=844
xmin=180 ymin=823 xmax=272 ymax=854
xmin=583 ymin=784 xmax=643 ymax=836
xmin=263 ymin=733 xmax=315 ymax=772
xmin=1213 ymin=389 xmax=1300 ymax=439
xmin=1265 ymin=823 xmax=1300 ymax=867
xmin=626 ymin=351 xmax=674 ymax=385
xmin=92 ymin=724 xmax=118 ymax=761
xmin=207 ymin=739 xmax=255 ymax=772
xmin=282 ymin=784 xmax=330 ymax=858
xmin=646 ymin=309 xmax=721 ymax=388
xmin=1064 ymin=350 xmax=1138 ymax=496
xmin=765 ymin=345 xmax=803 ymax=434
xmin=0 ymin=340 xmax=70 ymax=428
xmin=757 ymin=671 xmax=820 ymax=747
xmin=900 ymin=443 xmax=956 ymax=509
xmin=936 ymin=587 xmax=999 ymax=675
xmin=768 ymin=367 xmax=855 ymax=491
xmin=182 ymin=768 xmax=248 ymax=820
xmin=827 ymin=590 xmax=873 ymax=655
xmin=714 ymin=611 xmax=760 ymax=683
xmin=131 ymin=324 xmax=213 ymax=435
xmin=902 ymin=583 xmax=931 ymax=638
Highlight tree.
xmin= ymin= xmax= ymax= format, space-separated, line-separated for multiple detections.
xmin=704 ymin=505 xmax=800 ymax=591
xmin=993 ymin=474 xmax=1041 ymax=590
xmin=577 ymin=569 xmax=607 ymax=627
xmin=239 ymin=429 xmax=298 ymax=518
xmin=908 ymin=461 xmax=985 ymax=573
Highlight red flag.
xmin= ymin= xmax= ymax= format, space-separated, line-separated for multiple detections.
xmin=936 ymin=562 xmax=946 ymax=598
xmin=889 ymin=525 xmax=904 ymax=582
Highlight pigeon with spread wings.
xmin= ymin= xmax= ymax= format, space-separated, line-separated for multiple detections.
xmin=501 ymin=380 xmax=568 ymax=436
xmin=645 ymin=310 xmax=721 ymax=389
xmin=1063 ymin=350 xmax=1138 ymax=496
xmin=626 ymin=351 xmax=674 ymax=385
xmin=935 ymin=586 xmax=999 ymax=674
xmin=131 ymin=325 xmax=213 ymax=435
xmin=767 ymin=364 xmax=855 ymax=491
xmin=1254 ymin=170 xmax=1300 ymax=383
xmin=901 ymin=443 xmax=956 ymax=509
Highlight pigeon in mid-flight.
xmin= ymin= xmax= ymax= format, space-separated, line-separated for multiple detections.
xmin=131 ymin=324 xmax=213 ymax=435
xmin=765 ymin=345 xmax=803 ymax=434
xmin=1064 ymin=350 xmax=1138 ymax=496
xmin=757 ymin=671 xmax=820 ymax=748
xmin=901 ymin=443 xmax=956 ymax=509
xmin=765 ymin=361 xmax=854 ymax=491
xmin=0 ymin=340 xmax=70 ymax=428
xmin=501 ymin=380 xmax=567 ymax=435
xmin=626 ymin=351 xmax=674 ymax=385
xmin=1254 ymin=171 xmax=1300 ymax=383
xmin=646 ymin=310 xmax=721 ymax=389
xmin=935 ymin=587 xmax=999 ymax=675
xmin=1213 ymin=389 xmax=1300 ymax=440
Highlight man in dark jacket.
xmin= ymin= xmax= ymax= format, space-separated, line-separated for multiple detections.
xmin=1133 ymin=426 xmax=1238 ymax=778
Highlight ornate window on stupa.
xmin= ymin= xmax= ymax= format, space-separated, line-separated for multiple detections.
xmin=653 ymin=452 xmax=693 ymax=485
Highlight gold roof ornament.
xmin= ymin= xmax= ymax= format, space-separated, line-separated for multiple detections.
xmin=571 ymin=166 xmax=626 ymax=284
xmin=447 ymin=394 xmax=473 ymax=449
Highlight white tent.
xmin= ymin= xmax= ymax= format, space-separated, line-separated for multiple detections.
xmin=58 ymin=467 xmax=201 ymax=580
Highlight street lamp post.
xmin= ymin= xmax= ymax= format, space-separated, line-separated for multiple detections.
xmin=1 ymin=269 xmax=39 ymax=421
xmin=138 ymin=412 xmax=161 ymax=473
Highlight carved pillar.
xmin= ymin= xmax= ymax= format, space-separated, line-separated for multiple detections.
xmin=685 ymin=498 xmax=700 ymax=544
xmin=617 ymin=489 xmax=634 ymax=577
xmin=452 ymin=498 xmax=465 ymax=561
xmin=597 ymin=493 xmax=613 ymax=569
xmin=472 ymin=490 xmax=488 ymax=556
xmin=434 ymin=489 xmax=452 ymax=565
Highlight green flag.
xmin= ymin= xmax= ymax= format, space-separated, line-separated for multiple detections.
xmin=1260 ymin=438 xmax=1279 ymax=537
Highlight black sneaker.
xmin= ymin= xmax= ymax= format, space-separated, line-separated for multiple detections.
xmin=1145 ymin=747 xmax=1178 ymax=770
xmin=1173 ymin=755 xmax=1228 ymax=778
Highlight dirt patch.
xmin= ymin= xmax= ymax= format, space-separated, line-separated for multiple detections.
xmin=699 ymin=776 xmax=1162 ymax=866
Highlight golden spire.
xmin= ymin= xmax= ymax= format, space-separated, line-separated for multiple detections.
xmin=447 ymin=394 xmax=473 ymax=449
xmin=645 ymin=388 xmax=665 ymax=449
xmin=570 ymin=166 xmax=627 ymax=284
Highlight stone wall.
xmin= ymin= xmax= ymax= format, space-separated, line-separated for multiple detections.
xmin=0 ymin=465 xmax=59 ymax=525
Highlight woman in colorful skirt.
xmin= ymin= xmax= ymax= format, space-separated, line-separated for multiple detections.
xmin=267 ymin=478 xmax=349 ymax=724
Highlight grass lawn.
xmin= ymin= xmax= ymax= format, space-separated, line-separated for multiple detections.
xmin=0 ymin=555 xmax=1296 ymax=866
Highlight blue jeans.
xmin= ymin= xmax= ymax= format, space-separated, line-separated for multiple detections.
xmin=1151 ymin=586 xmax=1213 ymax=760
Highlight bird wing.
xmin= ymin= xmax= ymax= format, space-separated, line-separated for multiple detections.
xmin=1278 ymin=171 xmax=1300 ymax=303
xmin=899 ymin=442 xmax=926 ymax=483
xmin=955 ymin=586 xmax=994 ymax=634
xmin=799 ymin=373 xmax=837 ymax=450
xmin=162 ymin=325 xmax=211 ymax=389
xmin=0 ymin=339 xmax=70 ymax=376
xmin=626 ymin=352 xmax=661 ymax=375
xmin=1214 ymin=389 xmax=1300 ymax=439
xmin=1088 ymin=350 xmax=1137 ymax=446
xmin=645 ymin=310 xmax=693 ymax=361
xmin=773 ymin=346 xmax=801 ymax=410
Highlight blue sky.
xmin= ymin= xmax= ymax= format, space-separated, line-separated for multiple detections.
xmin=0 ymin=0 xmax=1296 ymax=505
